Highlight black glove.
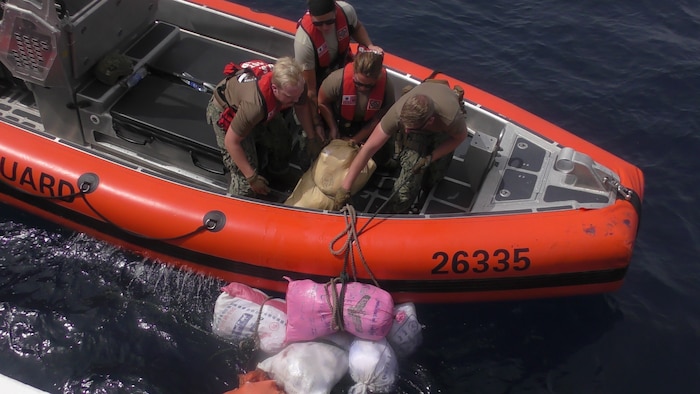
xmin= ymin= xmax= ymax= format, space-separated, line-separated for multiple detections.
xmin=333 ymin=187 xmax=351 ymax=210
xmin=411 ymin=154 xmax=432 ymax=174
xmin=247 ymin=172 xmax=270 ymax=195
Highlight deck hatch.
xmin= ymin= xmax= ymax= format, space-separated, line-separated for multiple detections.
xmin=544 ymin=186 xmax=610 ymax=204
xmin=508 ymin=137 xmax=546 ymax=172
xmin=496 ymin=169 xmax=537 ymax=201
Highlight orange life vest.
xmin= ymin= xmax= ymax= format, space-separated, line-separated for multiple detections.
xmin=339 ymin=62 xmax=387 ymax=122
xmin=216 ymin=61 xmax=278 ymax=130
xmin=298 ymin=5 xmax=352 ymax=77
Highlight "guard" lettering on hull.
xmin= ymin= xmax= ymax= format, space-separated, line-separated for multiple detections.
xmin=1 ymin=156 xmax=77 ymax=202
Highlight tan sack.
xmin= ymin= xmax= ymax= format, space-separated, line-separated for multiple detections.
xmin=285 ymin=139 xmax=376 ymax=209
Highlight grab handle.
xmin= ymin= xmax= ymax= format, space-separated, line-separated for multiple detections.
xmin=190 ymin=150 xmax=226 ymax=175
xmin=113 ymin=122 xmax=154 ymax=145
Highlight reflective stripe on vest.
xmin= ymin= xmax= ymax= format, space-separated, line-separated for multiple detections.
xmin=340 ymin=63 xmax=387 ymax=122
xmin=298 ymin=5 xmax=351 ymax=69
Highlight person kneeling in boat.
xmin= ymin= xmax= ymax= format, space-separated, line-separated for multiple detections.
xmin=317 ymin=47 xmax=396 ymax=167
xmin=333 ymin=82 xmax=468 ymax=213
xmin=295 ymin=0 xmax=383 ymax=159
xmin=206 ymin=57 xmax=317 ymax=197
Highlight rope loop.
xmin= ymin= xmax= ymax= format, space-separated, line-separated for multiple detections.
xmin=329 ymin=204 xmax=379 ymax=287
xmin=329 ymin=204 xmax=358 ymax=257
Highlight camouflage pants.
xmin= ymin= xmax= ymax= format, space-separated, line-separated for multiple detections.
xmin=388 ymin=131 xmax=451 ymax=213
xmin=206 ymin=99 xmax=291 ymax=196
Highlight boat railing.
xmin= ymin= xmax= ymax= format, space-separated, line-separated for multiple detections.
xmin=156 ymin=0 xmax=297 ymax=59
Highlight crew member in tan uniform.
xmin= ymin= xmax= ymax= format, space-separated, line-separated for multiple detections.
xmin=317 ymin=48 xmax=396 ymax=167
xmin=317 ymin=49 xmax=395 ymax=140
xmin=334 ymin=82 xmax=468 ymax=212
xmin=295 ymin=0 xmax=383 ymax=157
xmin=206 ymin=57 xmax=316 ymax=197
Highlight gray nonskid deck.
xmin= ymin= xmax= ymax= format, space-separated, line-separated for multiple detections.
xmin=0 ymin=85 xmax=42 ymax=132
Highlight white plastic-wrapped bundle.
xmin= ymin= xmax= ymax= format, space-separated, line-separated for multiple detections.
xmin=211 ymin=282 xmax=287 ymax=354
xmin=386 ymin=302 xmax=423 ymax=357
xmin=257 ymin=341 xmax=349 ymax=394
xmin=321 ymin=331 xmax=355 ymax=351
xmin=348 ymin=337 xmax=398 ymax=394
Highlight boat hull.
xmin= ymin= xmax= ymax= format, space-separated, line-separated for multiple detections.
xmin=0 ymin=124 xmax=641 ymax=303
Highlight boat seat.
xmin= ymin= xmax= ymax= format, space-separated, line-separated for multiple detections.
xmin=110 ymin=74 xmax=224 ymax=172
xmin=465 ymin=129 xmax=502 ymax=195
xmin=108 ymin=24 xmax=278 ymax=175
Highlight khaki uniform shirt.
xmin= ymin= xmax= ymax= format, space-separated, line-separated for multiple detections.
xmin=380 ymin=82 xmax=465 ymax=136
xmin=219 ymin=77 xmax=268 ymax=138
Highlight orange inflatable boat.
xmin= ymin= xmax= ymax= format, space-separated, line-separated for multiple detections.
xmin=0 ymin=0 xmax=643 ymax=303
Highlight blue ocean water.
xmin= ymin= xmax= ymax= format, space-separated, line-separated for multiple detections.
xmin=2 ymin=0 xmax=700 ymax=393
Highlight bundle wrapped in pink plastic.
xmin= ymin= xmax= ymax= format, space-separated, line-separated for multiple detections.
xmin=284 ymin=278 xmax=394 ymax=343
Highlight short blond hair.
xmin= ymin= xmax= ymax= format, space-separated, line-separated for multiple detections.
xmin=353 ymin=51 xmax=384 ymax=79
xmin=400 ymin=94 xmax=434 ymax=129
xmin=272 ymin=57 xmax=305 ymax=89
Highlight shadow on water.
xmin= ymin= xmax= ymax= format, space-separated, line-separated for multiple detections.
xmin=413 ymin=295 xmax=623 ymax=393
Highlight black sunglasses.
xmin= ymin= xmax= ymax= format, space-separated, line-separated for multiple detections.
xmin=353 ymin=78 xmax=376 ymax=89
xmin=312 ymin=18 xmax=336 ymax=26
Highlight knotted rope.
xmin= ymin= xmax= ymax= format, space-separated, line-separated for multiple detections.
xmin=326 ymin=204 xmax=381 ymax=334
xmin=328 ymin=204 xmax=378 ymax=287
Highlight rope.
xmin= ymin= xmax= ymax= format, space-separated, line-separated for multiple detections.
xmin=326 ymin=173 xmax=417 ymax=303
xmin=206 ymin=296 xmax=273 ymax=373
xmin=361 ymin=170 xmax=419 ymax=230
xmin=0 ymin=177 xmax=212 ymax=241
xmin=329 ymin=204 xmax=379 ymax=287
xmin=0 ymin=178 xmax=85 ymax=201
xmin=80 ymin=192 xmax=210 ymax=241
xmin=238 ymin=295 xmax=273 ymax=354
xmin=324 ymin=277 xmax=346 ymax=333
xmin=253 ymin=296 xmax=273 ymax=346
